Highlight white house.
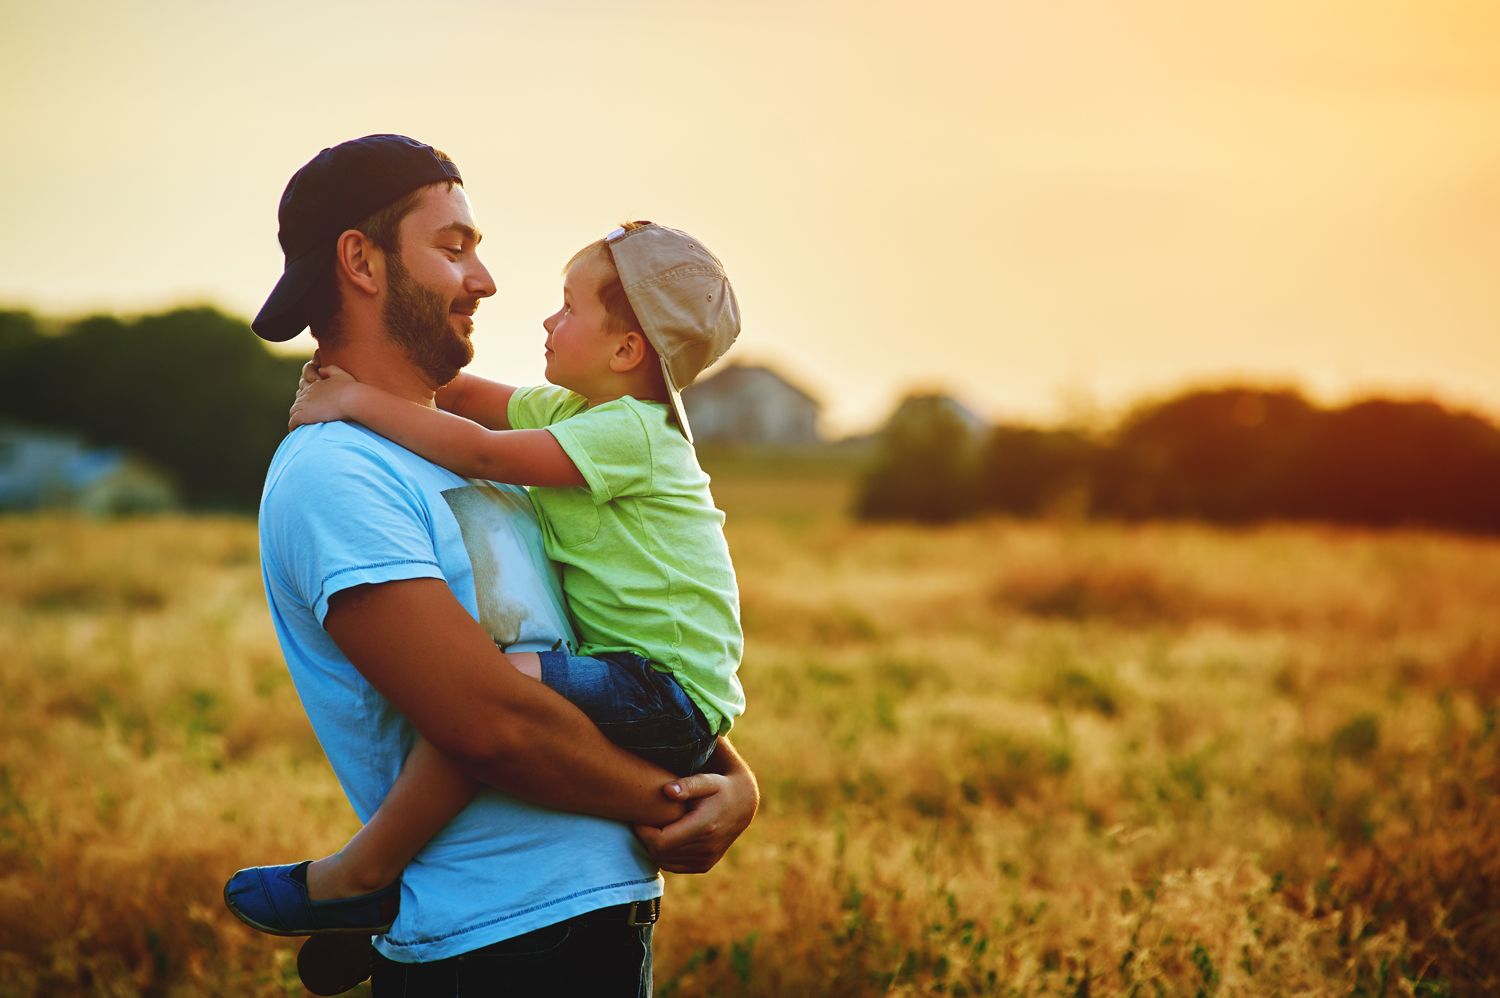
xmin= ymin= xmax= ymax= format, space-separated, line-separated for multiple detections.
xmin=0 ymin=427 xmax=177 ymax=515
xmin=681 ymin=364 xmax=822 ymax=445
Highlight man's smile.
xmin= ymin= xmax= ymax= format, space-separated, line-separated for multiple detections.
xmin=451 ymin=300 xmax=480 ymax=332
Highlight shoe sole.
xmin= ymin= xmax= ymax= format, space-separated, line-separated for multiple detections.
xmin=223 ymin=882 xmax=395 ymax=937
xmin=299 ymin=934 xmax=374 ymax=996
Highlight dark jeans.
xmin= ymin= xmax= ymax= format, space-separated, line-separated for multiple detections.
xmin=539 ymin=651 xmax=716 ymax=776
xmin=371 ymin=907 xmax=653 ymax=997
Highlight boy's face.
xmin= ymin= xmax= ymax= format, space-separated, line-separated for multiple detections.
xmin=541 ymin=253 xmax=619 ymax=394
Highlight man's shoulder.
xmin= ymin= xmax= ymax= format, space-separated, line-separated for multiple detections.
xmin=258 ymin=423 xmax=452 ymax=606
xmin=266 ymin=423 xmax=417 ymax=497
xmin=260 ymin=423 xmax=446 ymax=555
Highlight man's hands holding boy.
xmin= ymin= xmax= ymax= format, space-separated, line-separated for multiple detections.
xmin=635 ymin=739 xmax=759 ymax=874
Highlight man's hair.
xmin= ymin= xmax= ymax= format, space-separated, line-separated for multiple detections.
xmin=565 ymin=221 xmax=648 ymax=336
xmin=306 ymin=149 xmax=460 ymax=346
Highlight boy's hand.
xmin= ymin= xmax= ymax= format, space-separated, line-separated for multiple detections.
xmin=289 ymin=365 xmax=360 ymax=430
xmin=299 ymin=349 xmax=324 ymax=390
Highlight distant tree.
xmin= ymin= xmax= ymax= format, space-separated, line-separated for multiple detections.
xmin=0 ymin=307 xmax=308 ymax=509
xmin=857 ymin=394 xmax=982 ymax=523
xmin=857 ymin=382 xmax=1500 ymax=535
xmin=1090 ymin=387 xmax=1500 ymax=534
xmin=0 ymin=310 xmax=42 ymax=356
xmin=1281 ymin=399 xmax=1500 ymax=532
xmin=1092 ymin=388 xmax=1318 ymax=522
xmin=977 ymin=426 xmax=1099 ymax=517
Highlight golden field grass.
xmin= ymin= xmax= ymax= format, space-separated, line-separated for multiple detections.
xmin=2 ymin=477 xmax=1499 ymax=995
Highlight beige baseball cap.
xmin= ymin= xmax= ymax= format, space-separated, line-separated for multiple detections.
xmin=607 ymin=222 xmax=740 ymax=443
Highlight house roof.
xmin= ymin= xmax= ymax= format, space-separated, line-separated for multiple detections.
xmin=684 ymin=363 xmax=821 ymax=409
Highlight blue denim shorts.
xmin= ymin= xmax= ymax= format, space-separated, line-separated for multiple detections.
xmin=538 ymin=651 xmax=716 ymax=777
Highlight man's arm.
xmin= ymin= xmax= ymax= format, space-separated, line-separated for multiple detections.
xmin=323 ymin=577 xmax=685 ymax=827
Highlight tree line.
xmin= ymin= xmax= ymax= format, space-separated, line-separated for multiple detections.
xmin=0 ymin=308 xmax=309 ymax=510
xmin=5 ymin=306 xmax=1497 ymax=532
xmin=858 ymin=388 xmax=1500 ymax=534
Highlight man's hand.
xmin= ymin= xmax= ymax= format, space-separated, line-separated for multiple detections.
xmin=289 ymin=365 xmax=361 ymax=430
xmin=634 ymin=739 xmax=758 ymax=874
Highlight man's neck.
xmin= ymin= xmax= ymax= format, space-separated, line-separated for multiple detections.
xmin=320 ymin=327 xmax=438 ymax=408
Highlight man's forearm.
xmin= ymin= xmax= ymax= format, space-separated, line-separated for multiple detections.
xmin=325 ymin=579 xmax=685 ymax=827
xmin=704 ymin=736 xmax=753 ymax=779
xmin=445 ymin=682 xmax=684 ymax=826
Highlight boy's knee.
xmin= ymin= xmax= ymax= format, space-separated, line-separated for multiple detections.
xmin=505 ymin=651 xmax=542 ymax=681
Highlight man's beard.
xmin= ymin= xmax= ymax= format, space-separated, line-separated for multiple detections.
xmin=382 ymin=254 xmax=475 ymax=387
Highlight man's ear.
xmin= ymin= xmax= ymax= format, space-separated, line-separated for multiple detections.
xmin=335 ymin=229 xmax=382 ymax=298
xmin=609 ymin=331 xmax=651 ymax=374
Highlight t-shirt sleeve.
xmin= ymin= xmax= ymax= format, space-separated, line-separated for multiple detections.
xmin=507 ymin=384 xmax=588 ymax=430
xmin=545 ymin=403 xmax=654 ymax=505
xmin=261 ymin=436 xmax=446 ymax=625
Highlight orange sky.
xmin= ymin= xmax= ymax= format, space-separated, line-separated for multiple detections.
xmin=2 ymin=0 xmax=1497 ymax=434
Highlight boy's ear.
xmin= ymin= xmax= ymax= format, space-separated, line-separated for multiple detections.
xmin=608 ymin=330 xmax=651 ymax=374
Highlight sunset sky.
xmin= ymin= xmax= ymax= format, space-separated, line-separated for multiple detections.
xmin=3 ymin=0 xmax=1497 ymax=434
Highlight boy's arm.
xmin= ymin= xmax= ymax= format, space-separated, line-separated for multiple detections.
xmin=291 ymin=369 xmax=584 ymax=487
xmin=436 ymin=372 xmax=518 ymax=431
xmin=304 ymin=362 xmax=518 ymax=432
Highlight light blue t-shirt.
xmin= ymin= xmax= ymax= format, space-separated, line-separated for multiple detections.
xmin=259 ymin=421 xmax=661 ymax=963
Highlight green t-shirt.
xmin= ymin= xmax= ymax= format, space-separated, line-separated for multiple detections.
xmin=508 ymin=385 xmax=744 ymax=735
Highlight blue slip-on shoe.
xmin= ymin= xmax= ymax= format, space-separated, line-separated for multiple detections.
xmin=223 ymin=861 xmax=400 ymax=936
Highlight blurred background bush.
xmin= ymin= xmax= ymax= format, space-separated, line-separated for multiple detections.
xmin=863 ymin=386 xmax=1500 ymax=533
xmin=0 ymin=309 xmax=308 ymax=512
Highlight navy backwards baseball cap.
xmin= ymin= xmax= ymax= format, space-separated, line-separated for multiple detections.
xmin=252 ymin=134 xmax=463 ymax=342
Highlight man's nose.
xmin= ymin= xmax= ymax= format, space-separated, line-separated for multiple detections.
xmin=467 ymin=255 xmax=497 ymax=299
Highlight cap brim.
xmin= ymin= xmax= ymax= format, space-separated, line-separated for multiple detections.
xmin=252 ymin=242 xmax=332 ymax=342
xmin=660 ymin=357 xmax=694 ymax=444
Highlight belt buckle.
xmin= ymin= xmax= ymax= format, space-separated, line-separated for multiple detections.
xmin=625 ymin=897 xmax=660 ymax=927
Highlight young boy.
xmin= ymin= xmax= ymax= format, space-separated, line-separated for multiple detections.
xmin=224 ymin=222 xmax=744 ymax=946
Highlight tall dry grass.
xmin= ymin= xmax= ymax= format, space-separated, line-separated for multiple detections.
xmin=2 ymin=509 xmax=1498 ymax=996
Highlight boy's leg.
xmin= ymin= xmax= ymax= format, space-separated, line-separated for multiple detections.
xmin=306 ymin=736 xmax=480 ymax=900
xmin=538 ymin=652 xmax=717 ymax=777
xmin=304 ymin=652 xmax=537 ymax=901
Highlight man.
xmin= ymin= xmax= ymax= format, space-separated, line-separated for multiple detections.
xmin=247 ymin=134 xmax=758 ymax=995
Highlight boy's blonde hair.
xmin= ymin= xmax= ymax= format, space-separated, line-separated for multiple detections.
xmin=566 ymin=221 xmax=650 ymax=337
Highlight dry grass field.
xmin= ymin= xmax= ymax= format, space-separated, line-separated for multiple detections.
xmin=2 ymin=469 xmax=1498 ymax=995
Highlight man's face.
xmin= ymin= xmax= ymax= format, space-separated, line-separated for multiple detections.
xmin=382 ymin=184 xmax=496 ymax=387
